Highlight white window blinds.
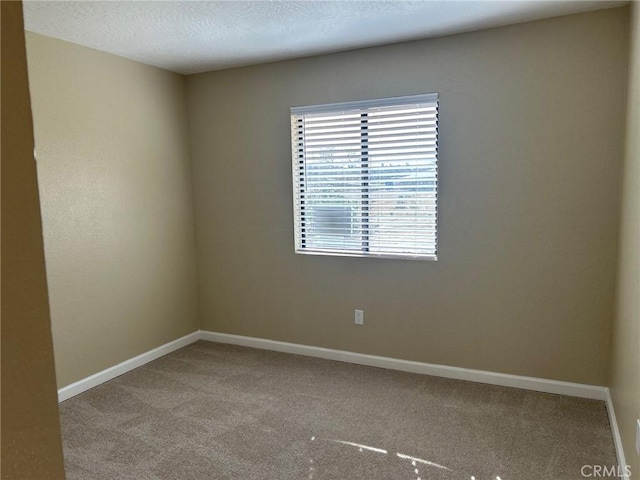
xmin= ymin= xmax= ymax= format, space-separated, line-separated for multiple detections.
xmin=291 ymin=93 xmax=438 ymax=260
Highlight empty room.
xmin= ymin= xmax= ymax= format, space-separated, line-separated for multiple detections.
xmin=2 ymin=0 xmax=639 ymax=479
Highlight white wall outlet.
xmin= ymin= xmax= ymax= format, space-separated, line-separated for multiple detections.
xmin=355 ymin=309 xmax=364 ymax=325
xmin=636 ymin=418 xmax=640 ymax=456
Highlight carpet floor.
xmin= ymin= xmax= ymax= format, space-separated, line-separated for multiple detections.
xmin=59 ymin=341 xmax=617 ymax=479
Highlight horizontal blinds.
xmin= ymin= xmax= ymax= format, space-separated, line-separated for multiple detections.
xmin=291 ymin=94 xmax=438 ymax=260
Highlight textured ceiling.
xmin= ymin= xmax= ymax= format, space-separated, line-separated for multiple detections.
xmin=23 ymin=1 xmax=627 ymax=75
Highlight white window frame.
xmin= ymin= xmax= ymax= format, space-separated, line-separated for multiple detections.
xmin=290 ymin=93 xmax=439 ymax=261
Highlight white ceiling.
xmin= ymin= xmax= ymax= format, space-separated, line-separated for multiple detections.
xmin=23 ymin=0 xmax=627 ymax=75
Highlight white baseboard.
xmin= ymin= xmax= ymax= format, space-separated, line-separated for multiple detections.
xmin=605 ymin=389 xmax=629 ymax=479
xmin=200 ymin=331 xmax=608 ymax=400
xmin=57 ymin=331 xmax=201 ymax=402
xmin=58 ymin=328 xmax=625 ymax=472
xmin=56 ymin=330 xmax=611 ymax=402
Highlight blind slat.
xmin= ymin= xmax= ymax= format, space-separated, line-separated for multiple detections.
xmin=303 ymin=134 xmax=437 ymax=148
xmin=301 ymin=119 xmax=437 ymax=135
xmin=299 ymin=126 xmax=437 ymax=141
xmin=300 ymin=107 xmax=437 ymax=124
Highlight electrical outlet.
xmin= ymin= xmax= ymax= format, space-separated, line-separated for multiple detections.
xmin=355 ymin=309 xmax=364 ymax=325
xmin=636 ymin=419 xmax=640 ymax=456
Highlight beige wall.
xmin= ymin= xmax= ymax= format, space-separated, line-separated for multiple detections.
xmin=187 ymin=8 xmax=628 ymax=385
xmin=1 ymin=2 xmax=66 ymax=478
xmin=25 ymin=33 xmax=200 ymax=388
xmin=611 ymin=2 xmax=640 ymax=474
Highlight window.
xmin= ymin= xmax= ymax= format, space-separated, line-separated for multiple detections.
xmin=290 ymin=93 xmax=439 ymax=260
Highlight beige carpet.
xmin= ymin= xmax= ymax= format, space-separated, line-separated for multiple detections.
xmin=59 ymin=341 xmax=617 ymax=479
